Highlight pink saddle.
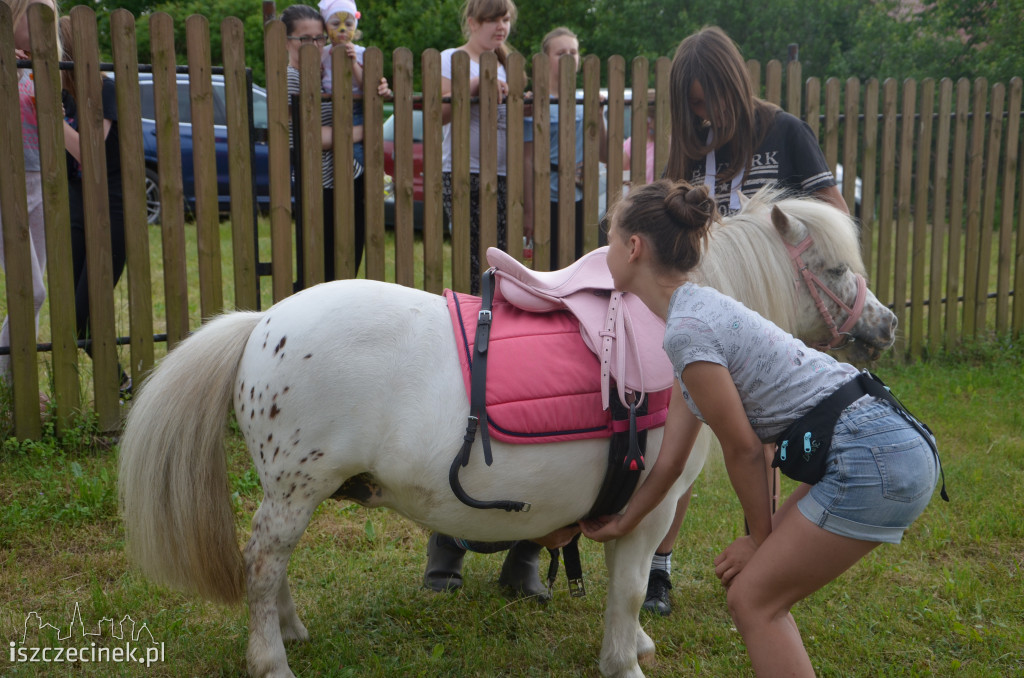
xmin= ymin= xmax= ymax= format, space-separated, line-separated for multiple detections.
xmin=486 ymin=247 xmax=674 ymax=409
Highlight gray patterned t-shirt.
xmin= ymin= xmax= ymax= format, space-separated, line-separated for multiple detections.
xmin=664 ymin=282 xmax=858 ymax=441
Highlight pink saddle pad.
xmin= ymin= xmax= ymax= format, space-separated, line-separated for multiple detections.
xmin=486 ymin=247 xmax=676 ymax=406
xmin=444 ymin=290 xmax=670 ymax=444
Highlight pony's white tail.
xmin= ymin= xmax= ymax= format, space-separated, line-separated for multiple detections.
xmin=118 ymin=311 xmax=263 ymax=605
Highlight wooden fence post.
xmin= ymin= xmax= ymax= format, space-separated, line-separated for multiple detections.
xmin=186 ymin=14 xmax=224 ymax=318
xmin=421 ymin=49 xmax=444 ymax=294
xmin=150 ymin=12 xmax=190 ymax=349
xmin=110 ymin=8 xmax=156 ymax=390
xmin=505 ymin=51 xmax=524 ymax=263
xmin=223 ymin=16 xmax=257 ymax=310
xmin=392 ymin=47 xmax=415 ymax=287
xmin=69 ymin=5 xmax=120 ymax=427
xmin=33 ymin=3 xmax=79 ymax=431
xmin=530 ymin=52 xmax=550 ymax=271
xmin=1 ymin=4 xmax=41 ymax=438
xmin=262 ymin=19 xmax=293 ymax=303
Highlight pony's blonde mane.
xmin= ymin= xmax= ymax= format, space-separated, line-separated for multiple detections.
xmin=695 ymin=186 xmax=864 ymax=334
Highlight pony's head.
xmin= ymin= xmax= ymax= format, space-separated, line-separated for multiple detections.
xmin=709 ymin=188 xmax=896 ymax=362
xmin=763 ymin=192 xmax=896 ymax=361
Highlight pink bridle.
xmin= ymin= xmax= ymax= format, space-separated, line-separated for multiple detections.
xmin=785 ymin=236 xmax=867 ymax=351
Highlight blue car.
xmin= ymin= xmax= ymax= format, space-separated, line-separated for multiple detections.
xmin=137 ymin=73 xmax=271 ymax=224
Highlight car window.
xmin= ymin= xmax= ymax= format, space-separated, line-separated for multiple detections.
xmin=210 ymin=83 xmax=228 ymax=126
xmin=177 ymin=83 xmax=193 ymax=124
xmin=251 ymin=89 xmax=268 ymax=130
xmin=382 ymin=111 xmax=424 ymax=143
xmin=412 ymin=111 xmax=423 ymax=142
xmin=139 ymin=82 xmax=155 ymax=121
xmin=137 ymin=78 xmax=264 ymax=130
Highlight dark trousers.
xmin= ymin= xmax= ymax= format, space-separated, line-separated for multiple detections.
xmin=69 ymin=181 xmax=127 ymax=372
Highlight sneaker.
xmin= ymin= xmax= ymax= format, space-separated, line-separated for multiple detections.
xmin=119 ymin=373 xmax=133 ymax=405
xmin=641 ymin=568 xmax=672 ymax=616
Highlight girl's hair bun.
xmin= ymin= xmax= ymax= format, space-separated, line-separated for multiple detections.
xmin=664 ymin=183 xmax=714 ymax=234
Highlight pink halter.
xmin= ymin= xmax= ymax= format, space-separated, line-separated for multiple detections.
xmin=785 ymin=236 xmax=867 ymax=351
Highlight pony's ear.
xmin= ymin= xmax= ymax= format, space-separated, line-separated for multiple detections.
xmin=737 ymin=191 xmax=751 ymax=208
xmin=771 ymin=205 xmax=793 ymax=240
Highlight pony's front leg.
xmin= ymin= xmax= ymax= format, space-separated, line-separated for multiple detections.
xmin=244 ymin=499 xmax=315 ymax=678
xmin=598 ymin=496 xmax=678 ymax=678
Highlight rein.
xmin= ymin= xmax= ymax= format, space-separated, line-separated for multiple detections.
xmin=785 ymin=236 xmax=867 ymax=351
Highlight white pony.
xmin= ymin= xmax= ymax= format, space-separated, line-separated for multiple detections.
xmin=118 ymin=190 xmax=896 ymax=678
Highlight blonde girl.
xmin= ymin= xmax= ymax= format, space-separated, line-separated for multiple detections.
xmin=439 ymin=0 xmax=518 ymax=296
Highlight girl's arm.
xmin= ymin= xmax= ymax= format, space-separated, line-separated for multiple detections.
xmin=681 ymin=361 xmax=772 ymax=545
xmin=580 ymin=379 xmax=703 ymax=541
xmin=814 ymin=183 xmax=849 ymax=215
xmin=440 ymin=77 xmax=453 ymax=125
xmin=344 ymin=43 xmax=364 ymax=86
xmin=63 ymin=118 xmax=113 ymax=164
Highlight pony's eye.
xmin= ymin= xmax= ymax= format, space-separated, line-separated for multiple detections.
xmin=827 ymin=264 xmax=849 ymax=278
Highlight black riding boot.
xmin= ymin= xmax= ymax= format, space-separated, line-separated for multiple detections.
xmin=498 ymin=540 xmax=551 ymax=602
xmin=423 ymin=533 xmax=466 ymax=592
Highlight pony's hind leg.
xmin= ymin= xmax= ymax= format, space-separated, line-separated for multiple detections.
xmin=244 ymin=499 xmax=316 ymax=678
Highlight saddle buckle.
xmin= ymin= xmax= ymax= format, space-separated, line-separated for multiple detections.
xmin=568 ymin=577 xmax=586 ymax=598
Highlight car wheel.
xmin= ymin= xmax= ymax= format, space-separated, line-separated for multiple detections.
xmin=145 ymin=167 xmax=160 ymax=225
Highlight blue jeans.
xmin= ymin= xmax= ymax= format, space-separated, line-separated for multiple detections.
xmin=798 ymin=396 xmax=939 ymax=543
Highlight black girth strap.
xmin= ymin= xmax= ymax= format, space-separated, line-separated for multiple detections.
xmin=449 ymin=270 xmax=531 ymax=513
xmin=552 ymin=390 xmax=651 ymax=598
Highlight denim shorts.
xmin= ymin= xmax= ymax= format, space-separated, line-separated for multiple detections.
xmin=798 ymin=396 xmax=939 ymax=544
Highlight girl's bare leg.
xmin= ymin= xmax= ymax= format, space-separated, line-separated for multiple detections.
xmin=726 ymin=508 xmax=879 ymax=677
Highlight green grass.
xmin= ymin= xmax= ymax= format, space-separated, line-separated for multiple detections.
xmin=1 ymin=341 xmax=1022 ymax=676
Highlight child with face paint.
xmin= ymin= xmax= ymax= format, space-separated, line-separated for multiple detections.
xmin=318 ymin=0 xmax=367 ymax=166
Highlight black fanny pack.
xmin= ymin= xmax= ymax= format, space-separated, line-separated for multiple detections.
xmin=773 ymin=370 xmax=948 ymax=501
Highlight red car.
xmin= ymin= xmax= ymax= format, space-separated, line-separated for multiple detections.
xmin=382 ymin=110 xmax=436 ymax=230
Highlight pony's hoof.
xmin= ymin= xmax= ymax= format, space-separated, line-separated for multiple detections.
xmin=636 ymin=628 xmax=656 ymax=659
xmin=280 ymin=622 xmax=309 ymax=643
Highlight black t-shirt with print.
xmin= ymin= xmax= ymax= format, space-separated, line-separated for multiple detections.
xmin=689 ymin=110 xmax=835 ymax=217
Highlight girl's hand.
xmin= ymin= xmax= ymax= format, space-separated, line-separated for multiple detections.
xmin=579 ymin=514 xmax=629 ymax=542
xmin=344 ymin=42 xmax=358 ymax=59
xmin=713 ymin=535 xmax=758 ymax=588
xmin=533 ymin=524 xmax=580 ymax=549
xmin=376 ymin=77 xmax=392 ymax=98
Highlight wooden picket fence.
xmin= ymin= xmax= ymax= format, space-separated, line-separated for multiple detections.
xmin=1 ymin=5 xmax=1022 ymax=439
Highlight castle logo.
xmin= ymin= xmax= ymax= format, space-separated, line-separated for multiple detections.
xmin=9 ymin=602 xmax=164 ymax=667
